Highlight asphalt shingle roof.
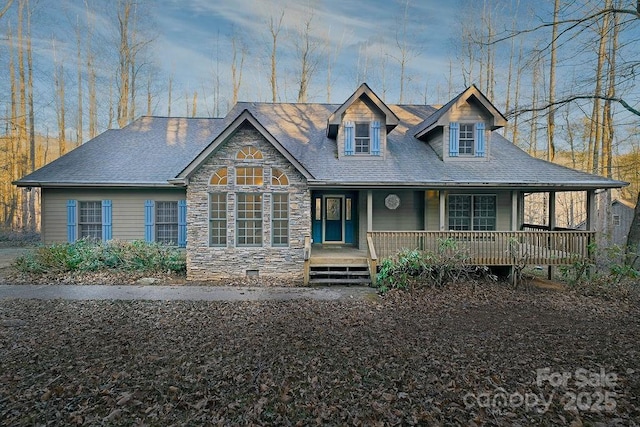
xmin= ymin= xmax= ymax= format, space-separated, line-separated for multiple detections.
xmin=16 ymin=117 xmax=224 ymax=186
xmin=16 ymin=102 xmax=626 ymax=190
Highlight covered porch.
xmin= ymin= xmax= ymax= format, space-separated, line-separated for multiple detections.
xmin=304 ymin=188 xmax=599 ymax=286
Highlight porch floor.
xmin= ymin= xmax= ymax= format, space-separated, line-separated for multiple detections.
xmin=309 ymin=244 xmax=367 ymax=265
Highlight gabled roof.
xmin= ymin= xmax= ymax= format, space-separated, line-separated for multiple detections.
xmin=14 ymin=117 xmax=224 ymax=187
xmin=172 ymin=109 xmax=313 ymax=184
xmin=414 ymin=84 xmax=507 ymax=139
xmin=326 ymin=83 xmax=399 ymax=138
xmin=14 ymin=83 xmax=627 ymax=192
xmin=613 ymin=198 xmax=636 ymax=209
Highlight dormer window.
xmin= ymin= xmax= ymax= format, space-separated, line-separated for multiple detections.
xmin=459 ymin=124 xmax=474 ymax=155
xmin=449 ymin=122 xmax=485 ymax=158
xmin=344 ymin=121 xmax=381 ymax=156
xmin=355 ymin=123 xmax=370 ymax=154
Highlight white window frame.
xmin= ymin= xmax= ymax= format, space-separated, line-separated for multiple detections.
xmin=458 ymin=123 xmax=475 ymax=156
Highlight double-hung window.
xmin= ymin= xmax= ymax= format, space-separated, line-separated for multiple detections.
xmin=448 ymin=195 xmax=496 ymax=231
xmin=272 ymin=193 xmax=289 ymax=246
xmin=459 ymin=124 xmax=474 ymax=155
xmin=156 ymin=201 xmax=178 ymax=245
xmin=209 ymin=193 xmax=227 ymax=246
xmin=236 ymin=193 xmax=262 ymax=246
xmin=354 ymin=123 xmax=370 ymax=154
xmin=79 ymin=201 xmax=102 ymax=239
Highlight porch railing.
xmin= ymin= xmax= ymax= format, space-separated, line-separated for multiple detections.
xmin=367 ymin=230 xmax=595 ymax=266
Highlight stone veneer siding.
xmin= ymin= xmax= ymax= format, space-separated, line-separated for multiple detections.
xmin=186 ymin=122 xmax=311 ymax=281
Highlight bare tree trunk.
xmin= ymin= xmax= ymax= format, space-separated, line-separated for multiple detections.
xmin=626 ymin=191 xmax=640 ymax=268
xmin=589 ymin=0 xmax=612 ymax=174
xmin=117 ymin=1 xmax=131 ymax=127
xmin=268 ymin=10 xmax=284 ymax=103
xmin=230 ymin=31 xmax=245 ymax=105
xmin=76 ymin=17 xmax=83 ymax=144
xmin=86 ymin=0 xmax=97 ymax=139
xmin=167 ymin=74 xmax=172 ymax=116
xmin=547 ymin=0 xmax=560 ymax=162
xmin=26 ymin=0 xmax=36 ymax=230
xmin=191 ymin=91 xmax=197 ymax=117
xmin=52 ymin=38 xmax=66 ymax=155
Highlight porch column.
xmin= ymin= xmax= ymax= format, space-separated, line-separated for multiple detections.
xmin=511 ymin=191 xmax=519 ymax=231
xmin=548 ymin=191 xmax=556 ymax=279
xmin=518 ymin=192 xmax=525 ymax=228
xmin=586 ymin=190 xmax=596 ymax=231
xmin=439 ymin=191 xmax=446 ymax=231
xmin=548 ymin=191 xmax=556 ymax=230
xmin=367 ymin=190 xmax=373 ymax=232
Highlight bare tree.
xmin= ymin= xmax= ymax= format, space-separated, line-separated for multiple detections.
xmin=546 ymin=0 xmax=560 ymax=161
xmin=267 ymin=9 xmax=284 ymax=103
xmin=230 ymin=29 xmax=246 ymax=105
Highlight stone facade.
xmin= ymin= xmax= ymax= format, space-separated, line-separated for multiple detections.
xmin=186 ymin=122 xmax=311 ymax=281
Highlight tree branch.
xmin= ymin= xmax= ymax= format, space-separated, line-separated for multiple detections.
xmin=488 ymin=7 xmax=640 ymax=45
xmin=507 ymin=95 xmax=640 ymax=118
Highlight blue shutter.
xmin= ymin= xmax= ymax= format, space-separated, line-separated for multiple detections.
xmin=371 ymin=121 xmax=381 ymax=156
xmin=144 ymin=200 xmax=154 ymax=242
xmin=449 ymin=122 xmax=459 ymax=157
xmin=475 ymin=122 xmax=486 ymax=157
xmin=178 ymin=200 xmax=187 ymax=248
xmin=67 ymin=200 xmax=77 ymax=243
xmin=344 ymin=121 xmax=355 ymax=155
xmin=101 ymin=200 xmax=112 ymax=241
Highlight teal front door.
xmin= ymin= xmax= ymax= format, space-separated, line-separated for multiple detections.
xmin=324 ymin=196 xmax=343 ymax=242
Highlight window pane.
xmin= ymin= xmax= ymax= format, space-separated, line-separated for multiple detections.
xmin=237 ymin=146 xmax=263 ymax=160
xmin=236 ymin=167 xmax=264 ymax=186
xmin=237 ymin=193 xmax=262 ymax=246
xmin=210 ymin=193 xmax=227 ymax=246
xmin=272 ymin=193 xmax=289 ymax=246
xmin=210 ymin=167 xmax=228 ymax=185
xmin=271 ymin=168 xmax=289 ymax=186
xmin=315 ymin=198 xmax=322 ymax=220
xmin=156 ymin=201 xmax=178 ymax=245
xmin=345 ymin=198 xmax=352 ymax=221
xmin=79 ymin=201 xmax=102 ymax=239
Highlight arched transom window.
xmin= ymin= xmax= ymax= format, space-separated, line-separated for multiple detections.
xmin=271 ymin=168 xmax=289 ymax=186
xmin=210 ymin=167 xmax=228 ymax=185
xmin=237 ymin=146 xmax=263 ymax=160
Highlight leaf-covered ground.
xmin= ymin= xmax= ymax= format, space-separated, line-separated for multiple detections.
xmin=1 ymin=283 xmax=639 ymax=426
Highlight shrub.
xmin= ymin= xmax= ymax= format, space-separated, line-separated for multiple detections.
xmin=376 ymin=238 xmax=494 ymax=293
xmin=14 ymin=239 xmax=186 ymax=276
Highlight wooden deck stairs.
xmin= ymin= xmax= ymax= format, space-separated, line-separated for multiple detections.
xmin=305 ymin=244 xmax=372 ymax=286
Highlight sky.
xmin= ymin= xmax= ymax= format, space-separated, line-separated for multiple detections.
xmin=2 ymin=0 xmax=638 ymax=154
xmin=146 ymin=0 xmax=528 ymax=113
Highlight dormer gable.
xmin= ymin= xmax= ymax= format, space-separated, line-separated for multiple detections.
xmin=414 ymin=85 xmax=507 ymax=161
xmin=327 ymin=83 xmax=399 ymax=139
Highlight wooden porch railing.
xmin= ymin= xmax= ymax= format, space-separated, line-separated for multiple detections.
xmin=367 ymin=230 xmax=595 ymax=266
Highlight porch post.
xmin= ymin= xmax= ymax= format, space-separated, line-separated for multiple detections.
xmin=548 ymin=191 xmax=556 ymax=279
xmin=439 ymin=191 xmax=446 ymax=231
xmin=586 ymin=190 xmax=596 ymax=231
xmin=586 ymin=189 xmax=597 ymax=275
xmin=518 ymin=192 xmax=525 ymax=228
xmin=511 ymin=191 xmax=519 ymax=231
xmin=367 ymin=190 xmax=373 ymax=232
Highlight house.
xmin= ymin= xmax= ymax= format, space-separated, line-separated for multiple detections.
xmin=575 ymin=198 xmax=636 ymax=247
xmin=14 ymin=84 xmax=627 ymax=284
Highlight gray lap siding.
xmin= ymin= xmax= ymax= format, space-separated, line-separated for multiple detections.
xmin=186 ymin=124 xmax=311 ymax=281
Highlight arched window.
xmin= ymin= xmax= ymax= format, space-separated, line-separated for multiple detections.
xmin=271 ymin=168 xmax=289 ymax=186
xmin=237 ymin=146 xmax=263 ymax=160
xmin=210 ymin=167 xmax=228 ymax=185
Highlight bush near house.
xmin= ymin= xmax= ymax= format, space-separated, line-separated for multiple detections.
xmin=376 ymin=239 xmax=496 ymax=293
xmin=14 ymin=239 xmax=186 ymax=275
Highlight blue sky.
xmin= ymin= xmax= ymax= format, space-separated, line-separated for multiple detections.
xmin=148 ymin=0 xmax=528 ymax=113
